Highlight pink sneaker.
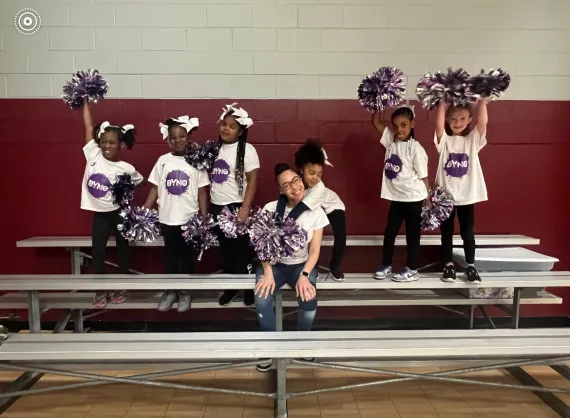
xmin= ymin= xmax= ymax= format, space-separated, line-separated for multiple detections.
xmin=110 ymin=290 xmax=127 ymax=304
xmin=93 ymin=291 xmax=109 ymax=308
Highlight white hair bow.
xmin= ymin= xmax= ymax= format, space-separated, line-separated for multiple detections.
xmin=219 ymin=102 xmax=253 ymax=129
xmin=98 ymin=121 xmax=135 ymax=139
xmin=159 ymin=116 xmax=200 ymax=140
xmin=322 ymin=148 xmax=334 ymax=167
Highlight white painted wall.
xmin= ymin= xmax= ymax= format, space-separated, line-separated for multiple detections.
xmin=1 ymin=0 xmax=569 ymax=100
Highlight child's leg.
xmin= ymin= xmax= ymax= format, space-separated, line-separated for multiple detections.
xmin=111 ymin=209 xmax=130 ymax=274
xmin=382 ymin=202 xmax=404 ymax=266
xmin=440 ymin=207 xmax=457 ymax=265
xmin=457 ymin=205 xmax=476 ymax=265
xmin=160 ymin=224 xmax=181 ymax=274
xmin=92 ymin=212 xmax=113 ymax=274
xmin=326 ymin=210 xmax=347 ymax=271
xmin=404 ymin=201 xmax=422 ymax=271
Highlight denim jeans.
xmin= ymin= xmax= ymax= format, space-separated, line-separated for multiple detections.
xmin=254 ymin=263 xmax=318 ymax=332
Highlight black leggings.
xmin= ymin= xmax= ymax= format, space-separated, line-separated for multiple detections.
xmin=441 ymin=204 xmax=475 ymax=265
xmin=160 ymin=224 xmax=194 ymax=274
xmin=92 ymin=209 xmax=129 ymax=274
xmin=211 ymin=203 xmax=252 ymax=275
xmin=326 ymin=209 xmax=346 ymax=270
xmin=382 ymin=201 xmax=422 ymax=270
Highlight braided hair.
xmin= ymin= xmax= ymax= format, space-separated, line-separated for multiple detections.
xmin=220 ymin=110 xmax=249 ymax=196
xmin=92 ymin=124 xmax=136 ymax=150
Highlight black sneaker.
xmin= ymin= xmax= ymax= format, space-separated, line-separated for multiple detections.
xmin=464 ymin=265 xmax=481 ymax=283
xmin=256 ymin=359 xmax=272 ymax=372
xmin=243 ymin=290 xmax=255 ymax=306
xmin=441 ymin=264 xmax=457 ymax=283
xmin=218 ymin=290 xmax=239 ymax=306
xmin=327 ymin=268 xmax=345 ymax=282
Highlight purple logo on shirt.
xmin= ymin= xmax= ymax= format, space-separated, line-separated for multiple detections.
xmin=166 ymin=170 xmax=190 ymax=195
xmin=87 ymin=173 xmax=112 ymax=199
xmin=384 ymin=154 xmax=403 ymax=181
xmin=211 ymin=159 xmax=230 ymax=184
xmin=445 ymin=153 xmax=469 ymax=178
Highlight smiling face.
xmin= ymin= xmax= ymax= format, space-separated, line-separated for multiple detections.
xmin=301 ymin=163 xmax=323 ymax=189
xmin=219 ymin=115 xmax=242 ymax=144
xmin=278 ymin=169 xmax=305 ymax=204
xmin=99 ymin=131 xmax=121 ymax=160
xmin=447 ymin=107 xmax=472 ymax=135
xmin=168 ymin=125 xmax=189 ymax=154
xmin=391 ymin=114 xmax=414 ymax=141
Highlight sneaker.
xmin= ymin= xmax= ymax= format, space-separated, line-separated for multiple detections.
xmin=301 ymin=357 xmax=315 ymax=363
xmin=464 ymin=265 xmax=482 ymax=283
xmin=392 ymin=267 xmax=419 ymax=283
xmin=327 ymin=268 xmax=345 ymax=282
xmin=219 ymin=290 xmax=239 ymax=306
xmin=110 ymin=290 xmax=127 ymax=304
xmin=158 ymin=290 xmax=177 ymax=312
xmin=93 ymin=291 xmax=109 ymax=308
xmin=177 ymin=291 xmax=192 ymax=312
xmin=374 ymin=265 xmax=392 ymax=280
xmin=256 ymin=359 xmax=272 ymax=372
xmin=243 ymin=290 xmax=255 ymax=306
xmin=441 ymin=264 xmax=457 ymax=283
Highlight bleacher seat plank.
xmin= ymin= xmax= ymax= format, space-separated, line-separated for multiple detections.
xmin=16 ymin=234 xmax=540 ymax=248
xmin=0 ymin=272 xmax=568 ymax=291
xmin=1 ymin=330 xmax=569 ymax=361
xmin=0 ymin=289 xmax=561 ymax=310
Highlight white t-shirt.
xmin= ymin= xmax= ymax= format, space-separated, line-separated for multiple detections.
xmin=148 ymin=153 xmax=210 ymax=226
xmin=263 ymin=200 xmax=329 ymax=266
xmin=380 ymin=129 xmax=429 ymax=202
xmin=210 ymin=142 xmax=260 ymax=205
xmin=303 ymin=181 xmax=345 ymax=214
xmin=434 ymin=129 xmax=488 ymax=206
xmin=80 ymin=140 xmax=143 ymax=212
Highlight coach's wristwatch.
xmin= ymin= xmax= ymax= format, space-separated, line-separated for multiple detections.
xmin=301 ymin=271 xmax=309 ymax=278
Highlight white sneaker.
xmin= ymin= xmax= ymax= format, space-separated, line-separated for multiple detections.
xmin=177 ymin=291 xmax=192 ymax=312
xmin=158 ymin=291 xmax=177 ymax=312
xmin=392 ymin=267 xmax=419 ymax=282
xmin=374 ymin=265 xmax=392 ymax=280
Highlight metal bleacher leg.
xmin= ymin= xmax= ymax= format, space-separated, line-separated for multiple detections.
xmin=511 ymin=288 xmax=521 ymax=329
xmin=73 ymin=310 xmax=84 ymax=333
xmin=275 ymin=359 xmax=288 ymax=418
xmin=27 ymin=291 xmax=41 ymax=334
xmin=70 ymin=248 xmax=82 ymax=274
xmin=276 ymin=291 xmax=284 ymax=332
xmin=468 ymin=305 xmax=475 ymax=329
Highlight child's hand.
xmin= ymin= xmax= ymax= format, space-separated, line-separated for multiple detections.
xmin=237 ymin=206 xmax=249 ymax=222
xmin=425 ymin=197 xmax=433 ymax=209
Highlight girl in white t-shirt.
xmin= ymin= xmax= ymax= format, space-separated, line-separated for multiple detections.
xmin=210 ymin=103 xmax=260 ymax=307
xmin=144 ymin=116 xmax=209 ymax=312
xmin=80 ymin=103 xmax=143 ymax=308
xmin=294 ymin=139 xmax=346 ymax=282
xmin=254 ymin=163 xmax=328 ymax=371
xmin=435 ymin=100 xmax=488 ymax=283
xmin=371 ymin=106 xmax=431 ymax=283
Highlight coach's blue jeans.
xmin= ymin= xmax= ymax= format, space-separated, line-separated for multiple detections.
xmin=254 ymin=263 xmax=318 ymax=332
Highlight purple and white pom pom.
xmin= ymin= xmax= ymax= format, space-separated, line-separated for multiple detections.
xmin=358 ymin=67 xmax=406 ymax=113
xmin=217 ymin=206 xmax=249 ymax=238
xmin=181 ymin=213 xmax=219 ymax=260
xmin=185 ymin=140 xmax=221 ymax=172
xmin=62 ymin=69 xmax=108 ymax=110
xmin=416 ymin=68 xmax=474 ymax=110
xmin=468 ymin=68 xmax=511 ymax=101
xmin=117 ymin=206 xmax=161 ymax=242
xmin=111 ymin=173 xmax=135 ymax=207
xmin=421 ymin=186 xmax=454 ymax=232
xmin=249 ymin=210 xmax=308 ymax=265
